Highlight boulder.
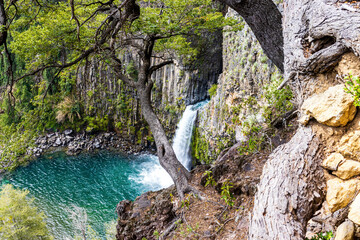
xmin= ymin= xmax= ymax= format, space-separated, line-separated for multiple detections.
xmin=322 ymin=153 xmax=346 ymax=171
xmin=339 ymin=131 xmax=360 ymax=160
xmin=335 ymin=221 xmax=354 ymax=240
xmin=348 ymin=194 xmax=360 ymax=225
xmin=326 ymin=178 xmax=360 ymax=212
xmin=334 ymin=160 xmax=360 ymax=180
xmin=300 ymin=85 xmax=356 ymax=127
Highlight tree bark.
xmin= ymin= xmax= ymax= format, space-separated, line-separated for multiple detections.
xmin=249 ymin=127 xmax=325 ymax=239
xmin=248 ymin=1 xmax=360 ymax=238
xmin=284 ymin=0 xmax=360 ymax=81
xmin=134 ymin=41 xmax=193 ymax=198
xmin=217 ymin=0 xmax=284 ymax=72
xmin=138 ymin=86 xmax=192 ymax=198
xmin=0 ymin=0 xmax=7 ymax=46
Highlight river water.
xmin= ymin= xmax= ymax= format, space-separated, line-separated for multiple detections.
xmin=1 ymin=100 xmax=208 ymax=239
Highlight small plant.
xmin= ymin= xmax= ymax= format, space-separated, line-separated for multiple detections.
xmin=221 ymin=180 xmax=235 ymax=207
xmin=344 ymin=73 xmax=360 ymax=106
xmin=208 ymin=84 xmax=218 ymax=98
xmin=153 ymin=230 xmax=160 ymax=239
xmin=305 ymin=231 xmax=333 ymax=240
xmin=180 ymin=194 xmax=191 ymax=209
xmin=203 ymin=170 xmax=216 ymax=187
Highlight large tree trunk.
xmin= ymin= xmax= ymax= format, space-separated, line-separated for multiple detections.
xmin=283 ymin=0 xmax=360 ymax=84
xmin=249 ymin=127 xmax=325 ymax=239
xmin=217 ymin=0 xmax=284 ymax=71
xmin=137 ymin=81 xmax=192 ymax=199
xmin=248 ymin=1 xmax=360 ymax=239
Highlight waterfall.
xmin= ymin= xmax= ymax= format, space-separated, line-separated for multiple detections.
xmin=135 ymin=100 xmax=208 ymax=188
xmin=172 ymin=100 xmax=209 ymax=171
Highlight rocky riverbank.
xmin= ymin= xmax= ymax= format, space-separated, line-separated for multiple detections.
xmin=28 ymin=130 xmax=155 ymax=157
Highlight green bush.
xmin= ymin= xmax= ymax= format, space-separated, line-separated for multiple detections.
xmin=0 ymin=184 xmax=53 ymax=240
xmin=305 ymin=231 xmax=333 ymax=240
xmin=208 ymin=84 xmax=218 ymax=98
xmin=344 ymin=73 xmax=360 ymax=106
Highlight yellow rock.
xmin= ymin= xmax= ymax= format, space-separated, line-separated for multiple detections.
xmin=339 ymin=131 xmax=360 ymax=160
xmin=322 ymin=153 xmax=345 ymax=171
xmin=300 ymin=85 xmax=356 ymax=127
xmin=349 ymin=194 xmax=360 ymax=225
xmin=326 ymin=177 xmax=360 ymax=212
xmin=334 ymin=160 xmax=360 ymax=180
xmin=335 ymin=221 xmax=355 ymax=240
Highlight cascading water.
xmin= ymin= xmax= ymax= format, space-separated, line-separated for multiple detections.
xmin=172 ymin=100 xmax=209 ymax=170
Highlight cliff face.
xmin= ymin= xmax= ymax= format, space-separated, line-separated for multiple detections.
xmin=72 ymin=30 xmax=222 ymax=144
xmin=192 ymin=9 xmax=285 ymax=163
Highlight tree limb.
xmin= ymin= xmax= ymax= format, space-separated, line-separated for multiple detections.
xmin=70 ymin=0 xmax=81 ymax=41
xmin=149 ymin=60 xmax=174 ymax=75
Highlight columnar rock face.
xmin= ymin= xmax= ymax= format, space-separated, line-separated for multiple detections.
xmin=72 ymin=31 xmax=222 ymax=139
xmin=194 ymin=8 xmax=281 ymax=162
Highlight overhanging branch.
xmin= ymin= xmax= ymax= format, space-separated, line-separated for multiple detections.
xmin=149 ymin=60 xmax=174 ymax=75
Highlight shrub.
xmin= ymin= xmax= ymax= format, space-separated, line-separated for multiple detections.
xmin=208 ymin=84 xmax=218 ymax=98
xmin=344 ymin=73 xmax=360 ymax=106
xmin=0 ymin=184 xmax=53 ymax=240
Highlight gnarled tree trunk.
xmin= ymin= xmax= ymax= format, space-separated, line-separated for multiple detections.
xmin=249 ymin=127 xmax=325 ymax=239
xmin=248 ymin=1 xmax=360 ymax=239
xmin=217 ymin=0 xmax=284 ymax=71
xmin=138 ymin=86 xmax=192 ymax=199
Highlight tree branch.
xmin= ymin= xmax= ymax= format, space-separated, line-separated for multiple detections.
xmin=149 ymin=60 xmax=174 ymax=75
xmin=70 ymin=0 xmax=81 ymax=41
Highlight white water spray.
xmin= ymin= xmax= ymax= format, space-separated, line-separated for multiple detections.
xmin=134 ymin=100 xmax=208 ymax=189
xmin=173 ymin=100 xmax=209 ymax=170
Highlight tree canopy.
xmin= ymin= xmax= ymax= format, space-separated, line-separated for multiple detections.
xmin=0 ymin=184 xmax=53 ymax=239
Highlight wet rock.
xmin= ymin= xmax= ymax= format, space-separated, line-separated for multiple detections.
xmin=348 ymin=194 xmax=360 ymax=225
xmin=334 ymin=220 xmax=354 ymax=240
xmin=326 ymin=177 xmax=360 ymax=212
xmin=300 ymin=84 xmax=356 ymax=127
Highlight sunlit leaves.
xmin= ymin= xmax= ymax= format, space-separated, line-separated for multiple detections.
xmin=0 ymin=184 xmax=53 ymax=240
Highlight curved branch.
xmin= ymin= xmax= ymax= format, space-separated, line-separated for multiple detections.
xmin=149 ymin=60 xmax=173 ymax=75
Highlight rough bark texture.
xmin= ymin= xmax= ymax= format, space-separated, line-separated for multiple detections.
xmin=249 ymin=127 xmax=325 ymax=239
xmin=134 ymin=39 xmax=193 ymax=198
xmin=138 ymin=86 xmax=191 ymax=198
xmin=284 ymin=0 xmax=360 ymax=81
xmin=217 ymin=0 xmax=284 ymax=71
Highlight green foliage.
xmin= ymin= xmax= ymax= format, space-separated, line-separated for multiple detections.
xmin=344 ymin=73 xmax=360 ymax=106
xmin=208 ymin=84 xmax=218 ymax=98
xmin=132 ymin=0 xmax=243 ymax=62
xmin=180 ymin=194 xmax=191 ymax=210
xmin=203 ymin=170 xmax=216 ymax=187
xmin=305 ymin=231 xmax=333 ymax=240
xmin=85 ymin=115 xmax=109 ymax=133
xmin=263 ymin=74 xmax=293 ymax=123
xmin=237 ymin=116 xmax=264 ymax=155
xmin=0 ymin=184 xmax=53 ymax=240
xmin=221 ymin=180 xmax=235 ymax=207
xmin=153 ymin=230 xmax=160 ymax=239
